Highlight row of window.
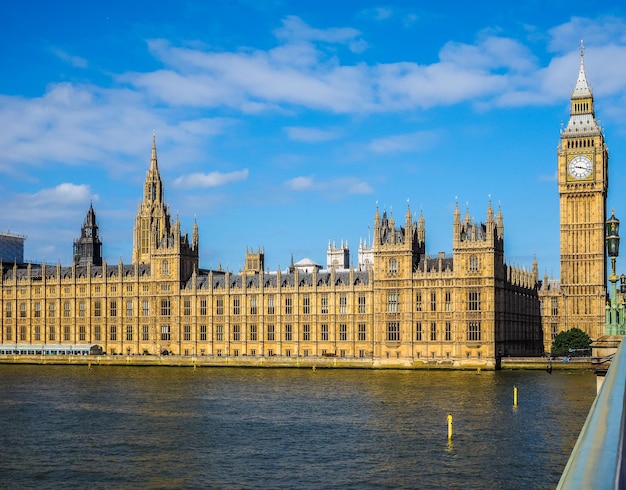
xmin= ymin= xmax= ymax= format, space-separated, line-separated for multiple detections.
xmin=388 ymin=256 xmax=482 ymax=274
xmin=5 ymin=291 xmax=480 ymax=318
xmin=4 ymin=300 xmax=147 ymax=318
xmin=3 ymin=323 xmax=367 ymax=343
xmin=15 ymin=284 xmax=144 ymax=297
xmin=210 ymin=323 xmax=368 ymax=342
xmin=387 ymin=321 xmax=481 ymax=342
xmin=4 ymin=321 xmax=482 ymax=344
xmin=3 ymin=290 xmax=483 ymax=318
xmin=406 ymin=291 xmax=481 ymax=312
xmin=3 ymin=295 xmax=365 ymax=318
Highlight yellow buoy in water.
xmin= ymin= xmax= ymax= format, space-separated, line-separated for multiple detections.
xmin=514 ymin=386 xmax=518 ymax=407
xmin=447 ymin=413 xmax=453 ymax=441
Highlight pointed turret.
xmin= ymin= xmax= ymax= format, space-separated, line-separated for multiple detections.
xmin=192 ymin=218 xmax=199 ymax=251
xmin=417 ymin=208 xmax=426 ymax=245
xmin=563 ymin=41 xmax=600 ymax=136
xmin=485 ymin=200 xmax=495 ymax=240
xmin=133 ymin=134 xmax=173 ymax=264
xmin=150 ymin=131 xmax=158 ymax=170
xmin=144 ymin=132 xmax=164 ymax=205
xmin=496 ymin=204 xmax=504 ymax=238
xmin=73 ymin=203 xmax=103 ymax=267
xmin=571 ymin=41 xmax=592 ymax=100
xmin=487 ymin=200 xmax=494 ymax=223
xmin=405 ymin=200 xmax=412 ymax=232
xmin=373 ymin=203 xmax=381 ymax=245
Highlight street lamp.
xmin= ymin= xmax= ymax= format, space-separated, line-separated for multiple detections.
xmin=606 ymin=210 xmax=620 ymax=275
xmin=605 ymin=210 xmax=622 ymax=335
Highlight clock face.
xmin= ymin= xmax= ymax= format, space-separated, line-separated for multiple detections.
xmin=568 ymin=155 xmax=593 ymax=179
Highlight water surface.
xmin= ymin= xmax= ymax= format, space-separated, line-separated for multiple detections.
xmin=0 ymin=366 xmax=596 ymax=489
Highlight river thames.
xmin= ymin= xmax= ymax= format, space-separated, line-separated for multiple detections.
xmin=0 ymin=365 xmax=595 ymax=489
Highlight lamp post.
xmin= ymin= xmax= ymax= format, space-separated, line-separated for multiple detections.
xmin=605 ymin=210 xmax=622 ymax=335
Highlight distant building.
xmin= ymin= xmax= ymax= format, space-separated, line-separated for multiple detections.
xmin=326 ymin=240 xmax=349 ymax=270
xmin=357 ymin=238 xmax=373 ymax=271
xmin=293 ymin=257 xmax=322 ymax=274
xmin=73 ymin=203 xmax=103 ymax=267
xmin=0 ymin=232 xmax=25 ymax=263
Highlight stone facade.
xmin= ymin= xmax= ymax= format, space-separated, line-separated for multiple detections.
xmin=2 ymin=49 xmax=608 ymax=365
xmin=539 ymin=45 xmax=609 ymax=350
xmin=0 ymin=137 xmax=544 ymax=365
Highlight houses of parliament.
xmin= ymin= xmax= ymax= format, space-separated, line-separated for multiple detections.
xmin=0 ymin=49 xmax=609 ymax=367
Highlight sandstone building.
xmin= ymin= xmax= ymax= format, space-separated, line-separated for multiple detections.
xmin=0 ymin=49 xmax=608 ymax=365
xmin=539 ymin=45 xmax=608 ymax=349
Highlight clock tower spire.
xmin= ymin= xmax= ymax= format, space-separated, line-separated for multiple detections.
xmin=558 ymin=42 xmax=608 ymax=340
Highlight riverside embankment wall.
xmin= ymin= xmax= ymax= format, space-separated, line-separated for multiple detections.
xmin=0 ymin=355 xmax=591 ymax=370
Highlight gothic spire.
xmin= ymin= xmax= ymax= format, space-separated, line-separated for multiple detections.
xmin=564 ymin=41 xmax=599 ymax=136
xmin=74 ymin=203 xmax=103 ymax=267
xmin=572 ymin=40 xmax=592 ymax=99
xmin=144 ymin=133 xmax=164 ymax=204
xmin=150 ymin=131 xmax=159 ymax=172
xmin=85 ymin=201 xmax=97 ymax=228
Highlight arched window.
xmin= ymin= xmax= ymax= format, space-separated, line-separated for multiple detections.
xmin=162 ymin=260 xmax=169 ymax=277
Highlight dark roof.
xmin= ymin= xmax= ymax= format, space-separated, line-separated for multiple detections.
xmin=186 ymin=269 xmax=371 ymax=290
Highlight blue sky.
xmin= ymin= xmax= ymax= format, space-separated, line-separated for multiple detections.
xmin=1 ymin=1 xmax=626 ymax=277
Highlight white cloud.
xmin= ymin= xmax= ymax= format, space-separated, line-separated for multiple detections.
xmin=173 ymin=169 xmax=249 ymax=188
xmin=359 ymin=7 xmax=394 ymax=21
xmin=346 ymin=180 xmax=374 ymax=194
xmin=284 ymin=175 xmax=373 ymax=195
xmin=132 ymin=23 xmax=570 ymax=114
xmin=6 ymin=183 xmax=96 ymax=225
xmin=357 ymin=6 xmax=419 ymax=26
xmin=273 ymin=15 xmax=363 ymax=47
xmin=285 ymin=176 xmax=315 ymax=190
xmin=368 ymin=131 xmax=440 ymax=154
xmin=439 ymin=36 xmax=536 ymax=72
xmin=49 ymin=47 xmax=88 ymax=68
xmin=129 ymin=41 xmax=373 ymax=113
xmin=31 ymin=183 xmax=93 ymax=205
xmin=547 ymin=16 xmax=626 ymax=54
xmin=285 ymin=126 xmax=340 ymax=142
xmin=0 ymin=83 xmax=232 ymax=175
xmin=1 ymin=14 xmax=626 ymax=186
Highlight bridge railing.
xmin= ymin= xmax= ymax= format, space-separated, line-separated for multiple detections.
xmin=557 ymin=337 xmax=626 ymax=489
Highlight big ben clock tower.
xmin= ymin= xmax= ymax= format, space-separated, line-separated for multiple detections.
xmin=558 ymin=43 xmax=608 ymax=340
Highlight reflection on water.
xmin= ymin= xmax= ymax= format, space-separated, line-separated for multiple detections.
xmin=0 ymin=366 xmax=595 ymax=489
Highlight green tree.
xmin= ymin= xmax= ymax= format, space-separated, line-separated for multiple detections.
xmin=551 ymin=328 xmax=592 ymax=357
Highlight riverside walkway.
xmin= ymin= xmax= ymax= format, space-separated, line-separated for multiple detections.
xmin=557 ymin=338 xmax=626 ymax=489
